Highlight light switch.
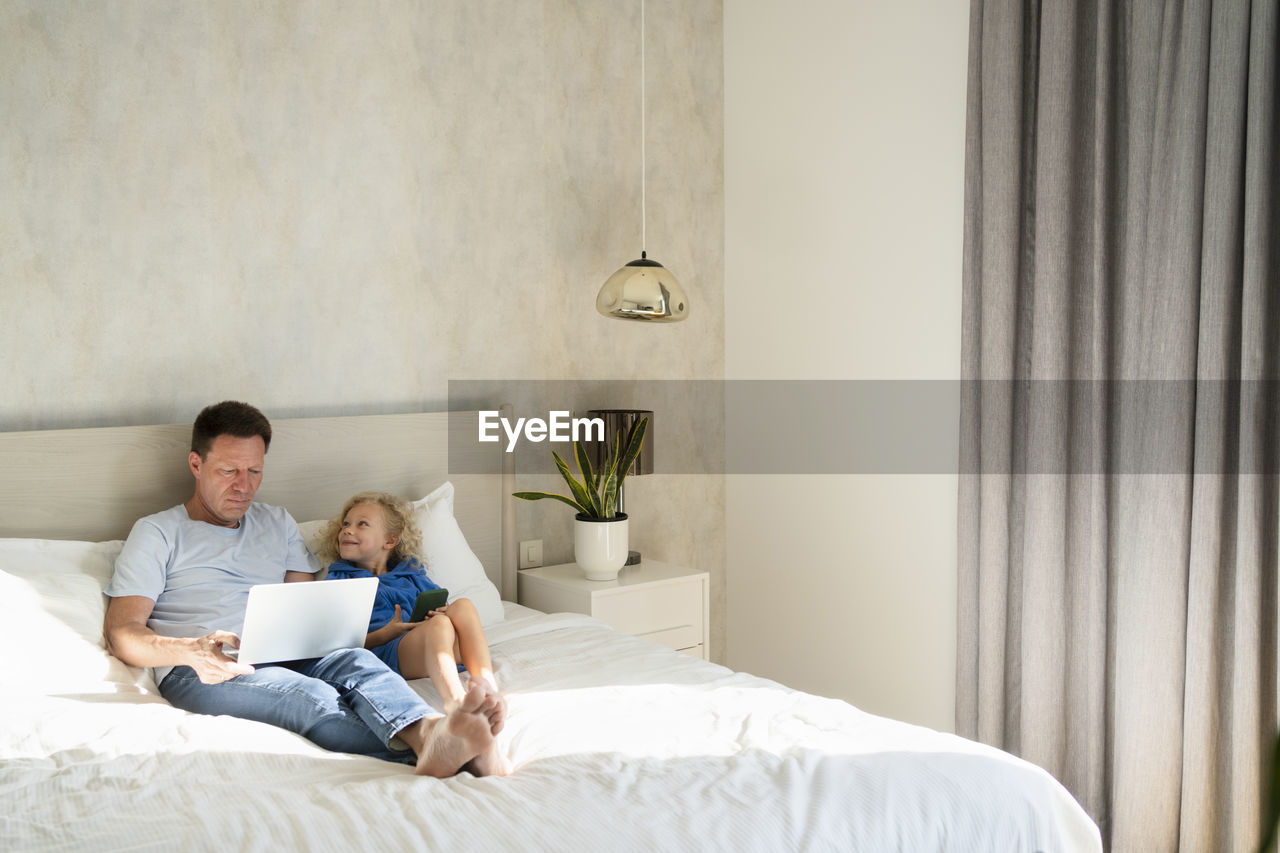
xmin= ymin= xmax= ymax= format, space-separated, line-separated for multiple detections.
xmin=519 ymin=539 xmax=543 ymax=569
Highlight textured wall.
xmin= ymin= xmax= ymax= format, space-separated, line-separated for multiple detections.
xmin=1 ymin=1 xmax=726 ymax=656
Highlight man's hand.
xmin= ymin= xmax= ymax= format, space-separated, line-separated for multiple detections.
xmin=188 ymin=630 xmax=255 ymax=684
xmin=105 ymin=596 xmax=254 ymax=684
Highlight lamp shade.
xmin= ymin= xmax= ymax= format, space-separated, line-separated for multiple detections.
xmin=587 ymin=409 xmax=654 ymax=476
xmin=596 ymin=257 xmax=688 ymax=322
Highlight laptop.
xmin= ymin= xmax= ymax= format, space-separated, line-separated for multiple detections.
xmin=228 ymin=577 xmax=380 ymax=665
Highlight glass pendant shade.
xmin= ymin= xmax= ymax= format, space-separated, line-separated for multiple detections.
xmin=596 ymin=254 xmax=689 ymax=322
xmin=597 ymin=0 xmax=689 ymax=323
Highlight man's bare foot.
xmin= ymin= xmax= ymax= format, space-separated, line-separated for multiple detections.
xmin=466 ymin=739 xmax=511 ymax=777
xmin=472 ymin=675 xmax=508 ymax=735
xmin=457 ymin=689 xmax=510 ymax=775
xmin=404 ymin=683 xmax=493 ymax=777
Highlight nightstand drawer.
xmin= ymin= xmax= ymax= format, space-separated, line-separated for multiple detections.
xmin=636 ymin=623 xmax=701 ymax=651
xmin=593 ymin=580 xmax=702 ymax=638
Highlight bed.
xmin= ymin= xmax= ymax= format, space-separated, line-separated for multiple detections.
xmin=0 ymin=411 xmax=1100 ymax=851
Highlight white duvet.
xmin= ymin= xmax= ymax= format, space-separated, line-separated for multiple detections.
xmin=2 ymin=590 xmax=1098 ymax=852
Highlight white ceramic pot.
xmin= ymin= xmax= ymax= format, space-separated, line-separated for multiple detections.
xmin=574 ymin=513 xmax=629 ymax=581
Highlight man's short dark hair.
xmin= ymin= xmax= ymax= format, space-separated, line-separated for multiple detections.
xmin=191 ymin=401 xmax=273 ymax=458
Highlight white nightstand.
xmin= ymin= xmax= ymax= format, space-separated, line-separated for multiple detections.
xmin=517 ymin=560 xmax=709 ymax=659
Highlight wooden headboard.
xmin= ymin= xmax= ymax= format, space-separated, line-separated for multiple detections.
xmin=0 ymin=410 xmax=518 ymax=600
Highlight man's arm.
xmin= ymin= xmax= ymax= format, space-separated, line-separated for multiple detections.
xmin=103 ymin=595 xmax=254 ymax=684
xmin=282 ymin=509 xmax=319 ymax=583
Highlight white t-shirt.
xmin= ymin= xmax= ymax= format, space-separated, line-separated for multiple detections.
xmin=105 ymin=502 xmax=318 ymax=683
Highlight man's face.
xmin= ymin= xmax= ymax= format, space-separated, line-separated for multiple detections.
xmin=188 ymin=434 xmax=266 ymax=527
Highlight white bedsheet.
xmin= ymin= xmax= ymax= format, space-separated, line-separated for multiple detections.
xmin=1 ymin=602 xmax=1100 ymax=852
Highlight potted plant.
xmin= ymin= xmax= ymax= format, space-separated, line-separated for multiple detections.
xmin=513 ymin=416 xmax=648 ymax=580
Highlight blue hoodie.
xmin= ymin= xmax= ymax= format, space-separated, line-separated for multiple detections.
xmin=325 ymin=556 xmax=441 ymax=634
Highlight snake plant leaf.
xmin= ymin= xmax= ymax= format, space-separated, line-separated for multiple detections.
xmin=552 ymin=450 xmax=599 ymax=517
xmin=511 ymin=490 xmax=590 ymax=514
xmin=615 ymin=417 xmax=648 ymax=492
xmin=599 ymin=433 xmax=621 ymax=517
xmin=574 ymin=440 xmax=595 ymax=491
xmin=574 ymin=441 xmax=601 ymax=515
xmin=600 ymin=472 xmax=618 ymax=518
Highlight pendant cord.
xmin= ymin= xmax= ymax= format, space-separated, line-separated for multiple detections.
xmin=640 ymin=0 xmax=646 ymax=256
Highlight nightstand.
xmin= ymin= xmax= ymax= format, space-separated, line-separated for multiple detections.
xmin=517 ymin=560 xmax=709 ymax=659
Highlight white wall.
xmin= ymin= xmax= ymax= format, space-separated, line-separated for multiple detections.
xmin=724 ymin=1 xmax=968 ymax=730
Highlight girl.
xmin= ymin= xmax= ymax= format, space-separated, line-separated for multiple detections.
xmin=318 ymin=491 xmax=505 ymax=730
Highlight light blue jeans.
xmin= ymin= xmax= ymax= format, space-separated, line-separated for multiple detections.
xmin=159 ymin=648 xmax=433 ymax=763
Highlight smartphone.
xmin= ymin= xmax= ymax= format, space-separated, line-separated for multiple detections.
xmin=409 ymin=588 xmax=449 ymax=622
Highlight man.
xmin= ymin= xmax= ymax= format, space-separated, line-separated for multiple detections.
xmin=104 ymin=401 xmax=505 ymax=776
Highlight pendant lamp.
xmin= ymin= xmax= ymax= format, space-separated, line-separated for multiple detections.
xmin=596 ymin=0 xmax=689 ymax=323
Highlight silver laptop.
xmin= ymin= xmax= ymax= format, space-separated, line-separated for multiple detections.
xmin=229 ymin=577 xmax=379 ymax=665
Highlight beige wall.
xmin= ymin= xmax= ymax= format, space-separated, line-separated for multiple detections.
xmin=1 ymin=1 xmax=727 ymax=656
xmin=724 ymin=1 xmax=968 ymax=730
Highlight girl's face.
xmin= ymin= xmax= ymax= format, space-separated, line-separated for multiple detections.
xmin=337 ymin=502 xmax=397 ymax=570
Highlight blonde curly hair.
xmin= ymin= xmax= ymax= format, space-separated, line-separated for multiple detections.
xmin=315 ymin=491 xmax=424 ymax=568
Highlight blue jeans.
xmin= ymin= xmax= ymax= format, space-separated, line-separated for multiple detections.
xmin=159 ymin=648 xmax=435 ymax=763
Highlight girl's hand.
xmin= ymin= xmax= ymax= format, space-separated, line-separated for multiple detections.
xmin=367 ymin=605 xmax=416 ymax=647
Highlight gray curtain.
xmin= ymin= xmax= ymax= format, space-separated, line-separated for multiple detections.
xmin=959 ymin=1 xmax=1279 ymax=850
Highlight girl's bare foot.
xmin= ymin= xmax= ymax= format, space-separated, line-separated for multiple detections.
xmin=405 ymin=683 xmax=493 ymax=777
xmin=440 ymin=690 xmax=467 ymax=716
xmin=486 ymin=693 xmax=508 ymax=735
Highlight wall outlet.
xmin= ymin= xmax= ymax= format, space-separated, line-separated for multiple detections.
xmin=519 ymin=539 xmax=543 ymax=569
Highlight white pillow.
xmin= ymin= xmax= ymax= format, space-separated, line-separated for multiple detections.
xmin=0 ymin=537 xmax=159 ymax=696
xmin=299 ymin=483 xmax=504 ymax=627
xmin=408 ymin=482 xmax=504 ymax=627
xmin=297 ymin=518 xmax=329 ymax=576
